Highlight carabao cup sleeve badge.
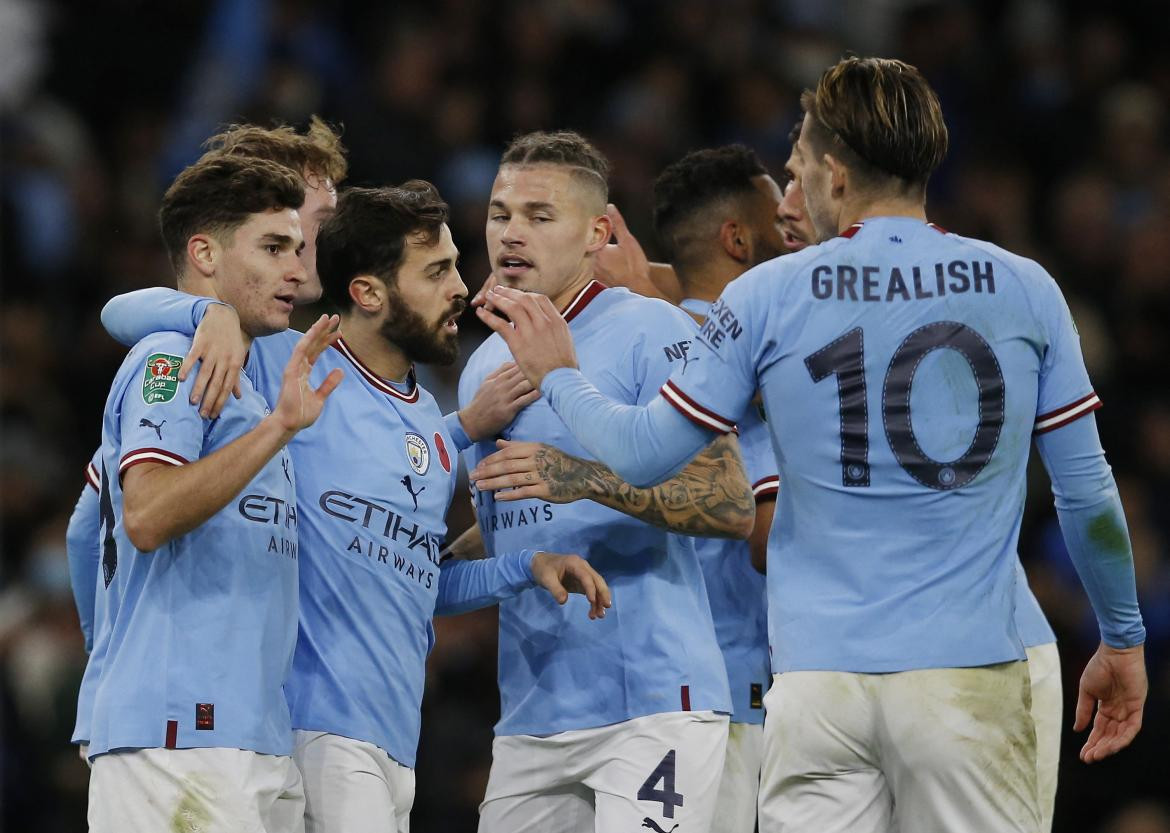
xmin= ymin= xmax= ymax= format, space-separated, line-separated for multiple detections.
xmin=142 ymin=353 xmax=185 ymax=405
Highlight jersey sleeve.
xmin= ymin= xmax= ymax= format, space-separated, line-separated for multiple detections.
xmin=738 ymin=410 xmax=779 ymax=502
xmin=1033 ymin=274 xmax=1102 ymax=434
xmin=116 ymin=337 xmax=208 ymax=479
xmin=66 ymin=451 xmax=102 ymax=653
xmin=433 ymin=549 xmax=536 ymax=615
xmin=101 ymin=288 xmax=224 ymax=347
xmin=660 ymin=272 xmax=765 ymax=434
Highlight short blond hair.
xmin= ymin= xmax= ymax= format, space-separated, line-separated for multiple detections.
xmin=201 ymin=115 xmax=348 ymax=186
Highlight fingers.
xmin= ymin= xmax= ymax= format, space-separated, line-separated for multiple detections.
xmin=186 ymin=347 xmax=214 ymax=406
xmin=1073 ymin=687 xmax=1094 ymax=733
xmin=476 ymin=305 xmax=514 ymax=340
xmin=205 ymin=367 xmax=235 ymax=419
xmin=606 ymin=203 xmax=629 ymax=240
xmin=472 ymin=273 xmax=500 ymax=308
xmin=315 ymin=367 xmax=345 ymax=402
xmin=514 ymin=389 xmax=541 ymax=408
xmin=493 ymin=485 xmax=547 ymax=502
xmin=304 ymin=314 xmax=342 ymax=363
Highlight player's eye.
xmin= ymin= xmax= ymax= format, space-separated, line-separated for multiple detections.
xmin=532 ymin=215 xmax=552 ymax=223
xmin=266 ymin=244 xmax=281 ymax=255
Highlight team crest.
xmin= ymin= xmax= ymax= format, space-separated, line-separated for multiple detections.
xmin=405 ymin=432 xmax=430 ymax=475
xmin=142 ymin=353 xmax=184 ymax=405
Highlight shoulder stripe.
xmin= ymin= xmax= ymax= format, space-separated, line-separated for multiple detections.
xmin=661 ymin=381 xmax=736 ymax=434
xmin=119 ymin=448 xmax=188 ymax=477
xmin=1035 ymin=392 xmax=1102 ymax=434
xmin=84 ymin=461 xmax=101 ymax=492
xmin=333 ymin=338 xmax=420 ymax=403
xmin=752 ymin=475 xmax=780 ymax=501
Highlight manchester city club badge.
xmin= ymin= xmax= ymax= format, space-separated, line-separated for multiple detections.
xmin=141 ymin=353 xmax=184 ymax=405
xmin=405 ymin=432 xmax=430 ymax=475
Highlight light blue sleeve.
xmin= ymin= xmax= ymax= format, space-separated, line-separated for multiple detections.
xmin=66 ymin=465 xmax=101 ymax=653
xmin=434 ymin=549 xmax=537 ymax=616
xmin=541 ymin=368 xmax=711 ymax=487
xmin=1034 ymin=413 xmax=1145 ymax=648
xmin=101 ymin=288 xmax=224 ymax=347
xmin=444 ymin=411 xmax=472 ymax=453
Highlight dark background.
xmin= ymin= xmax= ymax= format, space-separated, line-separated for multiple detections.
xmin=2 ymin=0 xmax=1168 ymax=830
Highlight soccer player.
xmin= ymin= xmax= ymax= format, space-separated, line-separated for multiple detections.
xmin=476 ymin=58 xmax=1148 ymax=833
xmin=459 ymin=130 xmax=755 ymax=833
xmin=87 ymin=154 xmax=344 ymax=832
xmin=101 ymin=182 xmax=611 ymax=833
xmin=472 ymin=143 xmax=791 ymax=833
xmin=68 ymin=116 xmax=351 ymax=764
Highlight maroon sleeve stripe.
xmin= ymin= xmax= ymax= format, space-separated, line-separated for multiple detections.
xmin=119 ymin=448 xmax=189 ymax=477
xmin=84 ymin=461 xmax=101 ymax=492
xmin=1035 ymin=392 xmax=1102 ymax=434
xmin=660 ymin=381 xmax=736 ymax=434
xmin=752 ymin=476 xmax=780 ymax=501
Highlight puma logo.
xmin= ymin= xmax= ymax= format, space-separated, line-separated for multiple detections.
xmin=401 ymin=475 xmax=426 ymax=512
xmin=680 ymin=352 xmax=699 ymax=374
xmin=282 ymin=456 xmax=292 ymax=484
xmin=641 ymin=819 xmax=679 ymax=833
xmin=139 ymin=418 xmax=166 ymax=440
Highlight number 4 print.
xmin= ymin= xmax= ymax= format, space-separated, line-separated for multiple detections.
xmin=638 ymin=749 xmax=684 ymax=819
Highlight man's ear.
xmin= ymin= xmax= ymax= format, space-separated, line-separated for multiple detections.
xmin=585 ymin=210 xmax=614 ymax=253
xmin=349 ymin=274 xmax=388 ymax=314
xmin=187 ymin=234 xmax=217 ymax=278
xmin=825 ymin=152 xmax=848 ymax=200
xmin=718 ymin=220 xmax=750 ymax=264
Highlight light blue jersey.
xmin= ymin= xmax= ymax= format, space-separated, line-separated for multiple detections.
xmin=460 ymin=281 xmax=731 ymax=736
xmin=241 ymin=331 xmax=535 ymax=768
xmin=663 ymin=218 xmax=1095 ymax=672
xmin=542 ymin=218 xmax=1143 ymax=672
xmin=101 ymin=288 xmax=541 ymax=769
xmin=68 ymin=451 xmax=102 ymax=746
xmin=89 ymin=331 xmax=298 ymax=758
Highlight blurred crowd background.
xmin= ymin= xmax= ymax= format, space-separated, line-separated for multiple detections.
xmin=2 ymin=0 xmax=1169 ymax=830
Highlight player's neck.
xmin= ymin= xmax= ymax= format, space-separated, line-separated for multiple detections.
xmin=677 ymin=263 xmax=743 ymax=304
xmin=339 ymin=314 xmax=411 ymax=382
xmin=838 ymin=195 xmax=927 ymax=232
xmin=549 ymin=268 xmax=597 ymax=314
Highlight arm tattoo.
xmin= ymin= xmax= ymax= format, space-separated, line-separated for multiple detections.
xmin=533 ymin=434 xmax=754 ymax=538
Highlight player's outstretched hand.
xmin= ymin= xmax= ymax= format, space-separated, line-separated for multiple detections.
xmin=595 ymin=203 xmax=652 ymax=291
xmin=271 ymin=314 xmax=344 ymax=438
xmin=475 ymin=285 xmax=578 ymax=388
xmin=458 ymin=362 xmax=540 ymax=441
xmin=179 ymin=303 xmax=246 ymax=419
xmin=471 ymin=272 xmax=500 ymax=310
xmin=530 ymin=551 xmax=611 ymax=620
xmin=471 ymin=439 xmax=584 ymax=504
xmin=1074 ymin=641 xmax=1147 ymax=763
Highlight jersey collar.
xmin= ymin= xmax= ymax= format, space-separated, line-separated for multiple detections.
xmin=560 ymin=279 xmax=608 ymax=323
xmin=333 ymin=337 xmax=420 ymax=403
xmin=839 ymin=220 xmax=948 ymax=239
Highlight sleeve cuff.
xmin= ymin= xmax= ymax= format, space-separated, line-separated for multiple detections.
xmin=192 ymin=298 xmax=230 ymax=328
xmin=660 ymin=380 xmax=736 ymax=434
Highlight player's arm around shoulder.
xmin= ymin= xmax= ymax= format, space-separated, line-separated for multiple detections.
xmin=121 ymin=316 xmax=343 ymax=552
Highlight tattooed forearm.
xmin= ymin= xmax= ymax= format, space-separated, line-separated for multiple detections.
xmin=533 ymin=434 xmax=754 ymax=538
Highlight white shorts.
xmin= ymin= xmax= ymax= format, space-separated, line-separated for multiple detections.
xmin=1027 ymin=643 xmax=1061 ymax=833
xmin=759 ymin=662 xmax=1040 ymax=833
xmin=88 ymin=746 xmax=304 ymax=833
xmin=293 ymin=729 xmax=415 ymax=833
xmin=479 ymin=711 xmax=729 ymax=833
xmin=712 ymin=721 xmax=762 ymax=833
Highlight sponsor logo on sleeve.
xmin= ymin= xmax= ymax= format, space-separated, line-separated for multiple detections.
xmin=142 ymin=353 xmax=184 ymax=405
xmin=405 ymin=432 xmax=430 ymax=475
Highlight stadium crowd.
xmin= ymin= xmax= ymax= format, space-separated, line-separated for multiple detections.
xmin=1 ymin=0 xmax=1168 ymax=830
